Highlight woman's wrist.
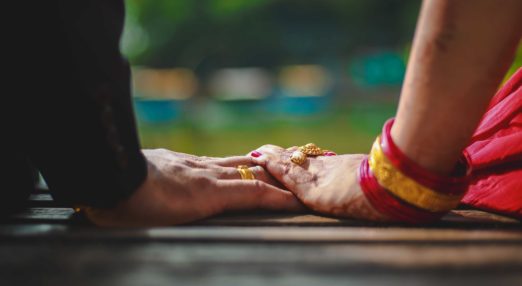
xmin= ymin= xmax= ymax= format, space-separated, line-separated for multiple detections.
xmin=357 ymin=118 xmax=470 ymax=223
xmin=390 ymin=0 xmax=522 ymax=176
xmin=390 ymin=119 xmax=462 ymax=176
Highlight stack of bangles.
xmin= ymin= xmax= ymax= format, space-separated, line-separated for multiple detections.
xmin=358 ymin=118 xmax=471 ymax=223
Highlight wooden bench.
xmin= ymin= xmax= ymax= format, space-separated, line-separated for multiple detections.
xmin=0 ymin=192 xmax=520 ymax=286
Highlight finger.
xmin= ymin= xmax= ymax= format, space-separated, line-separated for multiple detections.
xmin=248 ymin=166 xmax=286 ymax=188
xmin=251 ymin=145 xmax=286 ymax=166
xmin=247 ymin=144 xmax=286 ymax=159
xmin=215 ymin=180 xmax=306 ymax=212
xmin=208 ymin=156 xmax=255 ymax=167
xmin=171 ymin=151 xmax=219 ymax=161
xmin=213 ymin=166 xmax=285 ymax=188
xmin=255 ymin=144 xmax=287 ymax=153
xmin=248 ymin=150 xmax=263 ymax=158
xmin=251 ymin=147 xmax=312 ymax=196
xmin=251 ymin=146 xmax=294 ymax=176
xmin=244 ymin=144 xmax=289 ymax=168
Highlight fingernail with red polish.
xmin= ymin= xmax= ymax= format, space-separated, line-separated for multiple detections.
xmin=251 ymin=151 xmax=263 ymax=158
xmin=324 ymin=151 xmax=337 ymax=156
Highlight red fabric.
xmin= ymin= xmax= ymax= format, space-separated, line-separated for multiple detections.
xmin=380 ymin=119 xmax=469 ymax=195
xmin=358 ymin=157 xmax=444 ymax=224
xmin=462 ymin=67 xmax=522 ymax=219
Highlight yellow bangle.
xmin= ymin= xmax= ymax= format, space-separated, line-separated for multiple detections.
xmin=368 ymin=137 xmax=463 ymax=212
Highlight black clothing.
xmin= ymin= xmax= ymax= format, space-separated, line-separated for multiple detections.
xmin=2 ymin=0 xmax=147 ymax=215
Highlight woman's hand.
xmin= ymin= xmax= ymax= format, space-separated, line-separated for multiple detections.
xmin=85 ymin=149 xmax=303 ymax=227
xmin=252 ymin=145 xmax=389 ymax=221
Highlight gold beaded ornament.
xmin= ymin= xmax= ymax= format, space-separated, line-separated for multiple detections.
xmin=290 ymin=143 xmax=335 ymax=165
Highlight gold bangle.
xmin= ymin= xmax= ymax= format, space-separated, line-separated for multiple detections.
xmin=369 ymin=137 xmax=463 ymax=212
xmin=237 ymin=165 xmax=255 ymax=180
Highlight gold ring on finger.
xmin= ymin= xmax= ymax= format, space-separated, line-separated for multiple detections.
xmin=237 ymin=165 xmax=255 ymax=180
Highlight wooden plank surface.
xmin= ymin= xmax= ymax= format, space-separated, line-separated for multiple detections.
xmin=1 ymin=194 xmax=521 ymax=286
xmin=0 ymin=235 xmax=521 ymax=286
xmin=1 ymin=224 xmax=522 ymax=243
xmin=5 ymin=207 xmax=521 ymax=227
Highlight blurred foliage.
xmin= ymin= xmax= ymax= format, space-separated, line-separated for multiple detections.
xmin=123 ymin=0 xmax=420 ymax=74
xmin=124 ymin=0 xmax=521 ymax=156
xmin=137 ymin=101 xmax=397 ymax=157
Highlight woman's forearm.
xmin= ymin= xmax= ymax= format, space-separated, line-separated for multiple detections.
xmin=392 ymin=0 xmax=522 ymax=175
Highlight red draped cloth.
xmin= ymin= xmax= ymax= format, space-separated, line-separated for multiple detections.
xmin=463 ymin=67 xmax=522 ymax=219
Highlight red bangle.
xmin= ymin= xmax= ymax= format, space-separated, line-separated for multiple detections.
xmin=358 ymin=157 xmax=445 ymax=223
xmin=380 ymin=119 xmax=469 ymax=194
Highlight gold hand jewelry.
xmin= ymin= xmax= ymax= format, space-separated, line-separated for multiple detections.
xmin=290 ymin=143 xmax=336 ymax=165
xmin=237 ymin=165 xmax=256 ymax=180
xmin=299 ymin=143 xmax=324 ymax=156
xmin=290 ymin=150 xmax=307 ymax=165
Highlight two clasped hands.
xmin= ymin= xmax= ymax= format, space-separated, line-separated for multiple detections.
xmin=87 ymin=146 xmax=381 ymax=227
xmin=85 ymin=0 xmax=522 ymax=226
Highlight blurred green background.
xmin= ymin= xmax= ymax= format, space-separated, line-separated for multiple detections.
xmin=123 ymin=0 xmax=522 ymax=157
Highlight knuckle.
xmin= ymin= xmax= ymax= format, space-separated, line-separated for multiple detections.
xmin=252 ymin=180 xmax=267 ymax=193
xmin=194 ymin=175 xmax=214 ymax=188
xmin=183 ymin=158 xmax=201 ymax=168
xmin=168 ymin=162 xmax=186 ymax=174
xmin=253 ymin=180 xmax=263 ymax=189
xmin=252 ymin=181 xmax=269 ymax=202
xmin=216 ymin=168 xmax=232 ymax=179
xmin=252 ymin=166 xmax=266 ymax=178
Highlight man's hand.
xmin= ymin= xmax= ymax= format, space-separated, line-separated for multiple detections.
xmin=86 ymin=149 xmax=304 ymax=227
xmin=252 ymin=145 xmax=389 ymax=222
